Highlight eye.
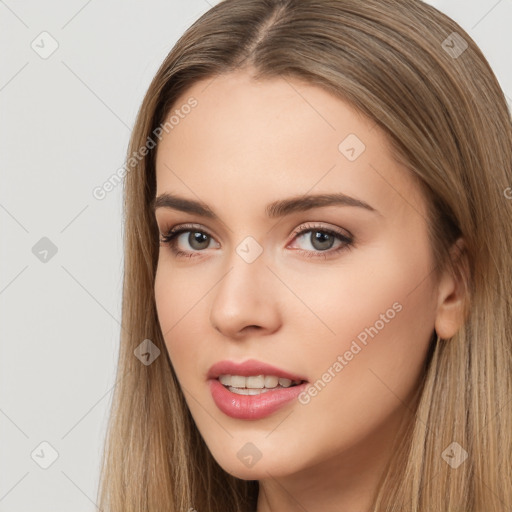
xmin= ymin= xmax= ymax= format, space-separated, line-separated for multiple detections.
xmin=159 ymin=222 xmax=354 ymax=260
xmin=287 ymin=222 xmax=353 ymax=259
xmin=159 ymin=223 xmax=218 ymax=258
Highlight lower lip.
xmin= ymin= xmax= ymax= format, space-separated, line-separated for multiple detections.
xmin=208 ymin=378 xmax=309 ymax=420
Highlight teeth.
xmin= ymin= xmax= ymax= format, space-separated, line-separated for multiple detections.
xmin=246 ymin=375 xmax=265 ymax=388
xmin=230 ymin=375 xmax=246 ymax=388
xmin=227 ymin=387 xmax=273 ymax=395
xmin=264 ymin=375 xmax=279 ymax=388
xmin=218 ymin=374 xmax=302 ymax=389
xmin=219 ymin=375 xmax=231 ymax=386
xmin=279 ymin=377 xmax=292 ymax=388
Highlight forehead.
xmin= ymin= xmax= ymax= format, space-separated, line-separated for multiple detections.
xmin=154 ymin=70 xmax=427 ymax=222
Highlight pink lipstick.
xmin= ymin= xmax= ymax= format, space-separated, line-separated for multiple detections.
xmin=207 ymin=359 xmax=309 ymax=420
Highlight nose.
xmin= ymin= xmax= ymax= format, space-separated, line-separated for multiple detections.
xmin=209 ymin=247 xmax=282 ymax=339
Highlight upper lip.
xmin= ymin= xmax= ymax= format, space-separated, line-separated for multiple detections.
xmin=207 ymin=359 xmax=308 ymax=382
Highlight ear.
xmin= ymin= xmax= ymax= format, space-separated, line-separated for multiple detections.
xmin=434 ymin=237 xmax=469 ymax=340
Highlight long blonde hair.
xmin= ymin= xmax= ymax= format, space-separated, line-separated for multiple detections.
xmin=98 ymin=1 xmax=512 ymax=510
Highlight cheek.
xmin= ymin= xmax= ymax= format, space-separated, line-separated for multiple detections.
xmin=154 ymin=262 xmax=212 ymax=333
xmin=285 ymin=245 xmax=437 ymax=439
xmin=154 ymin=265 xmax=178 ymax=337
xmin=154 ymin=263 xmax=217 ymax=379
xmin=154 ymin=265 xmax=193 ymax=359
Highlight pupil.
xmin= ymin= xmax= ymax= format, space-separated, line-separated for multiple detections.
xmin=189 ymin=232 xmax=210 ymax=250
xmin=312 ymin=231 xmax=334 ymax=251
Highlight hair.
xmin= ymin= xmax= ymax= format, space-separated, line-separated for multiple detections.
xmin=97 ymin=0 xmax=512 ymax=510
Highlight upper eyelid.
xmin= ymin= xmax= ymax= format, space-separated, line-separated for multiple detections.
xmin=291 ymin=222 xmax=352 ymax=239
xmin=162 ymin=222 xmax=218 ymax=240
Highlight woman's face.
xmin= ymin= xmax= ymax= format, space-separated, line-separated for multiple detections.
xmin=153 ymin=70 xmax=446 ymax=488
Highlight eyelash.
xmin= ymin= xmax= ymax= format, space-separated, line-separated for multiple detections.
xmin=159 ymin=222 xmax=354 ymax=260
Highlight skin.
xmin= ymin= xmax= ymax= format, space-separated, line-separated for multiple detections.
xmin=153 ymin=69 xmax=466 ymax=512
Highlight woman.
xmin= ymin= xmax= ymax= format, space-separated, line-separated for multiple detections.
xmin=98 ymin=0 xmax=512 ymax=510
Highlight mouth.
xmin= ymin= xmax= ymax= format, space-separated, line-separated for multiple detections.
xmin=208 ymin=377 xmax=309 ymax=420
xmin=207 ymin=359 xmax=309 ymax=419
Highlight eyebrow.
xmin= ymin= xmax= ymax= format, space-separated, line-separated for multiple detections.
xmin=152 ymin=192 xmax=380 ymax=219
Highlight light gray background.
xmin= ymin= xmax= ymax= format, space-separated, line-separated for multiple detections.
xmin=1 ymin=1 xmax=511 ymax=510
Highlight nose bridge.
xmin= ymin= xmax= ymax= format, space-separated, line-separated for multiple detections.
xmin=221 ymin=233 xmax=269 ymax=297
xmin=209 ymin=238 xmax=281 ymax=335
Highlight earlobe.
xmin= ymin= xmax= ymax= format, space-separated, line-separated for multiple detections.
xmin=434 ymin=237 xmax=469 ymax=340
